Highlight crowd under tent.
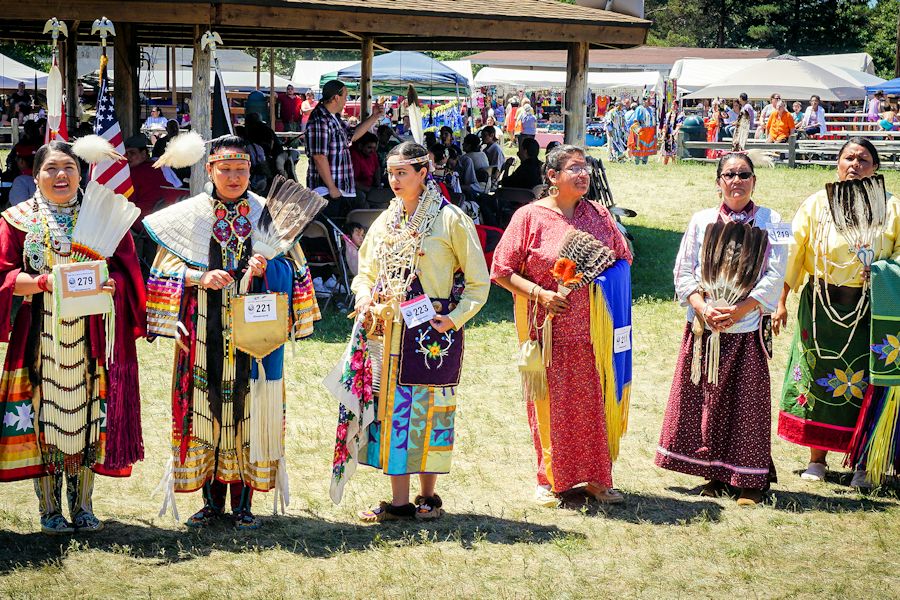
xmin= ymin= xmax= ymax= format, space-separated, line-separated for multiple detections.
xmin=473 ymin=67 xmax=662 ymax=98
xmin=683 ymin=55 xmax=869 ymax=102
xmin=2 ymin=0 xmax=650 ymax=193
xmin=0 ymin=52 xmax=48 ymax=89
xmin=320 ymin=51 xmax=471 ymax=97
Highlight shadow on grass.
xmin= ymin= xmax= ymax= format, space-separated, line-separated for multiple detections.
xmin=0 ymin=511 xmax=569 ymax=571
xmin=557 ymin=489 xmax=724 ymax=525
xmin=628 ymin=224 xmax=683 ymax=301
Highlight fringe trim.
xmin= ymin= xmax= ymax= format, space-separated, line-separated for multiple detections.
xmin=272 ymin=456 xmax=290 ymax=515
xmin=153 ymin=456 xmax=180 ymax=521
xmin=589 ymin=283 xmax=628 ymax=462
xmin=705 ymin=331 xmax=721 ymax=386
xmin=103 ymin=361 xmax=144 ymax=469
xmin=690 ymin=317 xmax=704 ymax=385
xmin=248 ymin=360 xmax=285 ymax=464
xmin=864 ymin=386 xmax=900 ymax=486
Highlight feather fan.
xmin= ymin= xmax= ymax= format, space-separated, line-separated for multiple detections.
xmin=252 ymin=175 xmax=327 ymax=260
xmin=556 ymin=228 xmax=616 ymax=293
xmin=46 ymin=62 xmax=63 ymax=134
xmin=826 ymin=174 xmax=887 ymax=266
xmin=71 ymin=180 xmax=141 ymax=260
xmin=406 ymin=84 xmax=425 ymax=146
xmin=695 ymin=220 xmax=769 ymax=385
xmin=72 ymin=135 xmax=124 ymax=164
xmin=154 ymin=131 xmax=207 ymax=169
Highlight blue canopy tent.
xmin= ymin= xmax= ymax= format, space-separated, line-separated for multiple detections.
xmin=319 ymin=51 xmax=470 ymax=97
xmin=866 ymin=79 xmax=900 ymax=95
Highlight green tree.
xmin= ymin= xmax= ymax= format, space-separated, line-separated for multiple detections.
xmin=865 ymin=0 xmax=900 ymax=78
xmin=0 ymin=42 xmax=51 ymax=71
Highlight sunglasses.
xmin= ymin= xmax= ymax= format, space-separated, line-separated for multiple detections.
xmin=720 ymin=171 xmax=754 ymax=181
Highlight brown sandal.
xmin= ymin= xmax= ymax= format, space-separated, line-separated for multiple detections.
xmin=358 ymin=501 xmax=416 ymax=523
xmin=584 ymin=483 xmax=625 ymax=504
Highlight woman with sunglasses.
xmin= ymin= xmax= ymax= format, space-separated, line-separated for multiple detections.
xmin=656 ymin=153 xmax=787 ymax=506
xmin=774 ymin=138 xmax=900 ymax=488
xmin=492 ymin=145 xmax=633 ymax=507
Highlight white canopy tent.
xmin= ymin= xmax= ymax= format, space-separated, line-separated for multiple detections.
xmin=291 ymin=60 xmax=358 ymax=92
xmin=683 ymin=56 xmax=867 ymax=101
xmin=474 ymin=67 xmax=662 ymax=96
xmin=669 ymin=58 xmax=766 ymax=94
xmin=0 ymin=53 xmax=48 ymax=89
xmin=78 ymin=46 xmax=258 ymax=78
xmin=801 ymin=52 xmax=875 ymax=75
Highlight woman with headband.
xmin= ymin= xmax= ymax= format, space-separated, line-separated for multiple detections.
xmin=144 ymin=134 xmax=319 ymax=530
xmin=327 ymin=141 xmax=489 ymax=521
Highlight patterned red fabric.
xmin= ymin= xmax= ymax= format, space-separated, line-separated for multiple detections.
xmin=491 ymin=200 xmax=632 ymax=492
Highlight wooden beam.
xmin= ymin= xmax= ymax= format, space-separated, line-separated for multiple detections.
xmin=113 ymin=22 xmax=139 ymax=139
xmin=215 ymin=5 xmax=647 ymax=46
xmin=64 ymin=21 xmax=79 ymax=136
xmin=256 ymin=49 xmax=261 ymax=90
xmin=340 ymin=30 xmax=389 ymax=52
xmin=360 ymin=37 xmax=374 ymax=122
xmin=269 ymin=48 xmax=276 ymax=127
xmin=4 ymin=2 xmax=210 ymax=24
xmin=564 ymin=41 xmax=588 ymax=146
xmin=190 ymin=25 xmax=211 ymax=195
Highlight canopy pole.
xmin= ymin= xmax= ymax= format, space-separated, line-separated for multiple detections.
xmin=564 ymin=41 xmax=588 ymax=146
xmin=171 ymin=45 xmax=177 ymax=110
xmin=256 ymin=49 xmax=261 ymax=90
xmin=64 ymin=21 xmax=79 ymax=136
xmin=269 ymin=48 xmax=276 ymax=127
xmin=113 ymin=22 xmax=139 ymax=137
xmin=189 ymin=25 xmax=211 ymax=195
xmin=360 ymin=36 xmax=374 ymax=121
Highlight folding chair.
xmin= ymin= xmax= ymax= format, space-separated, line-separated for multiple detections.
xmin=494 ymin=186 xmax=539 ymax=228
xmin=363 ymin=187 xmax=394 ymax=209
xmin=299 ymin=220 xmax=351 ymax=311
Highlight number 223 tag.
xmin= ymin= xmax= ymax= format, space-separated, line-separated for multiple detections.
xmin=400 ymin=294 xmax=437 ymax=328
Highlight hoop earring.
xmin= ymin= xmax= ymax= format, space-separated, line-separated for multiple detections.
xmin=548 ymin=185 xmax=560 ymax=198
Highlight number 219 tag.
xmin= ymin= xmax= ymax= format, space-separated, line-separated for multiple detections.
xmin=767 ymin=222 xmax=793 ymax=245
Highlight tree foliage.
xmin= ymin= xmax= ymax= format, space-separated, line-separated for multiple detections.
xmin=645 ymin=0 xmax=895 ymax=76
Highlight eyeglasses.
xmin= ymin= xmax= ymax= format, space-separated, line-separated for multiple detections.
xmin=720 ymin=171 xmax=754 ymax=181
xmin=562 ymin=165 xmax=590 ymax=176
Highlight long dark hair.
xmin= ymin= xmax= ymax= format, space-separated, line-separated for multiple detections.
xmin=33 ymin=140 xmax=79 ymax=172
xmin=387 ymin=141 xmax=430 ymax=172
xmin=838 ymin=137 xmax=881 ymax=170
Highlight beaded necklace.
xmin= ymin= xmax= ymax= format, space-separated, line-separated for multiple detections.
xmin=211 ymin=196 xmax=252 ymax=271
xmin=24 ymin=192 xmax=79 ymax=273
xmin=373 ymin=181 xmax=444 ymax=302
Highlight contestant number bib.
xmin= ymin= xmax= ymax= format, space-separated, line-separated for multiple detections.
xmin=766 ymin=222 xmax=793 ymax=245
xmin=66 ymin=269 xmax=98 ymax=293
xmin=400 ymin=294 xmax=436 ymax=328
xmin=244 ymin=294 xmax=277 ymax=323
xmin=614 ymin=326 xmax=632 ymax=353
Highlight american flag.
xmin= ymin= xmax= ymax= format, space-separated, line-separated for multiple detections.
xmin=91 ymin=54 xmax=133 ymax=197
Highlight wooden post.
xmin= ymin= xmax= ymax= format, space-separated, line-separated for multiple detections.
xmin=360 ymin=36 xmax=374 ymax=121
xmin=10 ymin=118 xmax=19 ymax=145
xmin=256 ymin=49 xmax=261 ymax=90
xmin=564 ymin=41 xmax=588 ymax=146
xmin=171 ymin=45 xmax=178 ymax=110
xmin=895 ymin=6 xmax=900 ymax=79
xmin=190 ymin=25 xmax=211 ymax=195
xmin=788 ymin=134 xmax=797 ymax=168
xmin=269 ymin=48 xmax=276 ymax=127
xmin=64 ymin=22 xmax=79 ymax=136
xmin=113 ymin=22 xmax=139 ymax=138
xmin=675 ymin=129 xmax=687 ymax=159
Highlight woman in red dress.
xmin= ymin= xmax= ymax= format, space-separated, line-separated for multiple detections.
xmin=491 ymin=145 xmax=632 ymax=506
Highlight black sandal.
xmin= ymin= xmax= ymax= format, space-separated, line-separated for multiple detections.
xmin=414 ymin=494 xmax=445 ymax=520
xmin=358 ymin=501 xmax=416 ymax=523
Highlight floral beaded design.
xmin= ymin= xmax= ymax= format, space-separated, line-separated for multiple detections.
xmin=872 ymin=333 xmax=900 ymax=368
xmin=815 ymin=368 xmax=867 ymax=401
xmin=332 ymin=324 xmax=374 ymax=482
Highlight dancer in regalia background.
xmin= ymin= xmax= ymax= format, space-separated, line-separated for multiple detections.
xmin=144 ymin=135 xmax=319 ymax=529
xmin=0 ymin=141 xmax=146 ymax=534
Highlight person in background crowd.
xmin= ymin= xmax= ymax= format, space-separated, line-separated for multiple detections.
xmin=800 ymin=95 xmax=826 ymax=137
xmin=766 ymin=101 xmax=796 ymax=143
xmin=738 ymin=93 xmax=756 ymax=132
xmin=301 ymin=91 xmax=317 ymax=131
xmin=8 ymin=145 xmax=36 ymax=206
xmin=376 ymin=124 xmax=400 ymax=170
xmin=879 ymin=103 xmax=898 ymax=131
xmin=143 ymin=106 xmax=167 ymax=130
xmin=152 ymin=119 xmax=181 ymax=158
xmin=791 ymin=101 xmax=804 ymax=125
xmin=462 ymin=133 xmax=489 ymax=172
xmin=350 ymin=131 xmax=381 ymax=207
xmin=278 ymin=84 xmax=303 ymax=132
xmin=342 ymin=221 xmax=366 ymax=277
xmin=501 ymin=137 xmax=543 ymax=190
xmin=756 ymin=93 xmax=780 ymax=138
xmin=440 ymin=126 xmax=461 ymax=153
xmin=660 ymin=100 xmax=684 ymax=166
xmin=480 ymin=125 xmax=506 ymax=173
xmin=867 ymin=90 xmax=884 ymax=122
xmin=9 ymin=82 xmax=33 ymax=112
xmin=305 ymin=79 xmax=383 ymax=218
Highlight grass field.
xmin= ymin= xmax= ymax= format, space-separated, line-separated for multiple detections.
xmin=1 ymin=157 xmax=899 ymax=599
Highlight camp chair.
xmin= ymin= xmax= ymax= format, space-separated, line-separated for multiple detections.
xmin=299 ymin=220 xmax=351 ymax=311
xmin=364 ymin=187 xmax=394 ymax=209
xmin=475 ymin=225 xmax=504 ymax=269
xmin=494 ymin=186 xmax=539 ymax=228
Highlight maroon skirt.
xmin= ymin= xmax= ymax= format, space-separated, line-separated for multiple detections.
xmin=655 ymin=323 xmax=776 ymax=489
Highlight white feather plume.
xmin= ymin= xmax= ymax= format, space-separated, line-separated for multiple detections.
xmin=154 ymin=131 xmax=206 ymax=169
xmin=745 ymin=148 xmax=776 ymax=169
xmin=72 ymin=181 xmax=141 ymax=259
xmin=47 ymin=63 xmax=63 ymax=133
xmin=72 ymin=135 xmax=124 ymax=164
